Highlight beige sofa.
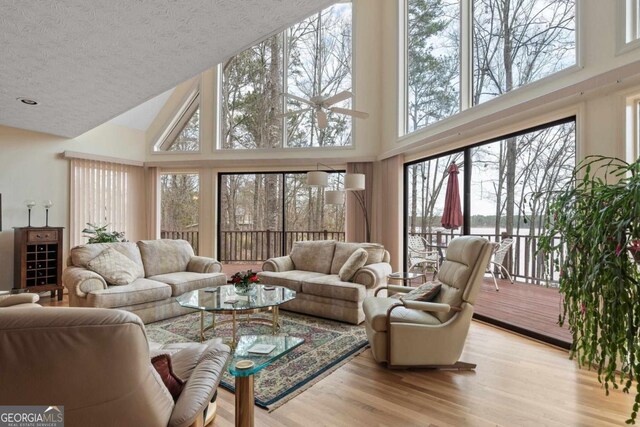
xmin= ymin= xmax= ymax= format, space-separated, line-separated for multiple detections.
xmin=258 ymin=240 xmax=392 ymax=324
xmin=0 ymin=305 xmax=230 ymax=427
xmin=63 ymin=239 xmax=227 ymax=323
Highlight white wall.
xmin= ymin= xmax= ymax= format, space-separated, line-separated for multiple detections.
xmin=0 ymin=123 xmax=145 ymax=290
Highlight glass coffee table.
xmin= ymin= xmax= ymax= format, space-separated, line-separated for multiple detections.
xmin=229 ymin=335 xmax=304 ymax=427
xmin=176 ymin=284 xmax=295 ymax=346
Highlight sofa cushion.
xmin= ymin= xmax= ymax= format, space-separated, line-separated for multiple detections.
xmin=87 ymin=247 xmax=141 ymax=286
xmin=138 ymin=239 xmax=195 ymax=277
xmin=338 ymin=248 xmax=368 ymax=282
xmin=87 ymin=278 xmax=171 ymax=308
xmin=301 ymin=275 xmax=366 ymax=302
xmin=363 ymin=297 xmax=441 ymax=332
xmin=330 ymin=242 xmax=386 ymax=274
xmin=148 ymin=272 xmax=227 ymax=297
xmin=257 ymin=270 xmax=326 ymax=293
xmin=290 ymin=240 xmax=336 ymax=274
xmin=70 ymin=242 xmax=144 ymax=279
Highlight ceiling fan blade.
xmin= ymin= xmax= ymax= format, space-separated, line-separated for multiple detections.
xmin=330 ymin=107 xmax=370 ymax=119
xmin=276 ymin=108 xmax=312 ymax=118
xmin=282 ymin=93 xmax=315 ymax=107
xmin=323 ymin=91 xmax=353 ymax=107
xmin=316 ymin=110 xmax=328 ymax=129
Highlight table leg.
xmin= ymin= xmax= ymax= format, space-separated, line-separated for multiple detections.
xmin=232 ymin=311 xmax=237 ymax=348
xmin=235 ymin=374 xmax=254 ymax=427
xmin=200 ymin=311 xmax=205 ymax=343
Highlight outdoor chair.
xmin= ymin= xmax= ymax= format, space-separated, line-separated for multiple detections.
xmin=407 ymin=235 xmax=443 ymax=279
xmin=364 ymin=236 xmax=495 ymax=368
xmin=488 ymin=238 xmax=514 ymax=291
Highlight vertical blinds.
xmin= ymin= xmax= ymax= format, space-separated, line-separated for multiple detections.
xmin=70 ymin=159 xmax=145 ymax=247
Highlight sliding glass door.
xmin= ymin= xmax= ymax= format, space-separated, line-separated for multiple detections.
xmin=404 ymin=118 xmax=576 ymax=347
xmin=218 ymin=171 xmax=345 ymax=265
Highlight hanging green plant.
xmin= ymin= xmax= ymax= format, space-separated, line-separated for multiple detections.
xmin=537 ymin=155 xmax=640 ymax=424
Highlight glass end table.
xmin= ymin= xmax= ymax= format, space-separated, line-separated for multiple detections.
xmin=176 ymin=285 xmax=296 ymax=345
xmin=387 ymin=271 xmax=426 ymax=286
xmin=229 ymin=335 xmax=304 ymax=427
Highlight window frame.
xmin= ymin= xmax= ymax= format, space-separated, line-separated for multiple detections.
xmin=153 ymin=88 xmax=201 ymax=153
xmin=217 ymin=1 xmax=356 ymax=151
xmin=399 ymin=0 xmax=580 ymax=138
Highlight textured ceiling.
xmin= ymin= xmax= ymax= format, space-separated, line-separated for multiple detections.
xmin=0 ymin=0 xmax=337 ymax=138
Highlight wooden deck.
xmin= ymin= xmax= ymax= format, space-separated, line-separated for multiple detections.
xmin=222 ymin=263 xmax=572 ymax=348
xmin=474 ymin=277 xmax=571 ymax=348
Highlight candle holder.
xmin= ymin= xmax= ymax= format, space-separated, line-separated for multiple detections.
xmin=24 ymin=200 xmax=36 ymax=227
xmin=42 ymin=200 xmax=53 ymax=227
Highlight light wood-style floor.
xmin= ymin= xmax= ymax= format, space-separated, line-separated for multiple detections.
xmin=40 ymin=293 xmax=633 ymax=426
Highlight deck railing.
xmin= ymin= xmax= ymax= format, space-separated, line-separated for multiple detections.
xmin=410 ymin=231 xmax=564 ymax=286
xmin=219 ymin=230 xmax=346 ymax=263
xmin=161 ymin=230 xmax=199 ymax=255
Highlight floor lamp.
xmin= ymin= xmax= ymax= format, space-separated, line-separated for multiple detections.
xmin=306 ymin=165 xmax=370 ymax=243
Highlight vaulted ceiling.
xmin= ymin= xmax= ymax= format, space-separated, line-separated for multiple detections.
xmin=0 ymin=0 xmax=338 ymax=138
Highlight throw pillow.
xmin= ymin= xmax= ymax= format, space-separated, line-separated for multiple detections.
xmin=151 ymin=354 xmax=184 ymax=401
xmin=398 ymin=282 xmax=442 ymax=302
xmin=339 ymin=248 xmax=368 ymax=281
xmin=361 ymin=244 xmax=385 ymax=265
xmin=87 ymin=247 xmax=140 ymax=285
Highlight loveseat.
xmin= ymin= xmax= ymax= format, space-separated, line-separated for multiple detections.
xmin=258 ymin=240 xmax=393 ymax=324
xmin=63 ymin=239 xmax=227 ymax=323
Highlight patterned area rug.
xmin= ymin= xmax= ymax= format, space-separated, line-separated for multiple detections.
xmin=146 ymin=310 xmax=368 ymax=410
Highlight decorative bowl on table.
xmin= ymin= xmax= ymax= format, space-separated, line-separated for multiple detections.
xmin=231 ymin=270 xmax=260 ymax=295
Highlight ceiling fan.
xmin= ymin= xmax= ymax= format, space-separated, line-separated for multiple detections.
xmin=279 ymin=91 xmax=369 ymax=129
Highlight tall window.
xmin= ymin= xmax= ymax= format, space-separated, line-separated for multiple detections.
xmin=160 ymin=173 xmax=200 ymax=254
xmin=626 ymin=0 xmax=640 ymax=43
xmin=404 ymin=118 xmax=575 ymax=282
xmin=221 ymin=2 xmax=353 ymax=149
xmin=218 ymin=172 xmax=345 ymax=263
xmin=69 ymin=159 xmax=145 ymax=247
xmin=404 ymin=0 xmax=576 ymax=134
xmin=406 ymin=0 xmax=460 ymax=132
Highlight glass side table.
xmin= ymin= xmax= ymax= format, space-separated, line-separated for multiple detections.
xmin=387 ymin=271 xmax=426 ymax=286
xmin=228 ymin=335 xmax=304 ymax=427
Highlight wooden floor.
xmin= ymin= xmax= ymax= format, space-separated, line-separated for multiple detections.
xmin=37 ymin=293 xmax=632 ymax=426
xmin=474 ymin=278 xmax=572 ymax=348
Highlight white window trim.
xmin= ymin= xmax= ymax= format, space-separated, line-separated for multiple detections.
xmin=217 ymin=1 xmax=356 ymax=151
xmin=399 ymin=0 xmax=580 ymax=139
xmin=153 ymin=86 xmax=201 ymax=153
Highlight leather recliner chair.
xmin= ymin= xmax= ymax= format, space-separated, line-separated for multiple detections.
xmin=0 ymin=305 xmax=230 ymax=427
xmin=363 ymin=236 xmax=495 ymax=368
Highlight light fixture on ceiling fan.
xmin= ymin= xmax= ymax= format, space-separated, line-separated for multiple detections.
xmin=279 ymin=91 xmax=369 ymax=129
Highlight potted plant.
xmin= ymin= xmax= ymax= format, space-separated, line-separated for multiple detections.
xmin=82 ymin=223 xmax=126 ymax=244
xmin=537 ymin=155 xmax=640 ymax=424
xmin=231 ymin=270 xmax=260 ymax=295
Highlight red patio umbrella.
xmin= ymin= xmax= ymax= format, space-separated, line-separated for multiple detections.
xmin=441 ymin=162 xmax=463 ymax=230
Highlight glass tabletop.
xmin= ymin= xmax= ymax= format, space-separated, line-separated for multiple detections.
xmin=176 ymin=284 xmax=295 ymax=311
xmin=388 ymin=272 xmax=425 ymax=280
xmin=228 ymin=335 xmax=304 ymax=377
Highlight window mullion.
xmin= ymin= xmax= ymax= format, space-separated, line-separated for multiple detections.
xmin=460 ymin=0 xmax=472 ymax=111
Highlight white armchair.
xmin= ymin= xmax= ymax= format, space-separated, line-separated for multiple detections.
xmin=364 ymin=236 xmax=495 ymax=368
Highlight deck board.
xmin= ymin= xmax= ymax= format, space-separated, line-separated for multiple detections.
xmin=475 ymin=277 xmax=572 ymax=347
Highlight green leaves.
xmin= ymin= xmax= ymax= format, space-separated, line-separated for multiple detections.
xmin=538 ymin=155 xmax=640 ymax=424
xmin=82 ymin=223 xmax=126 ymax=244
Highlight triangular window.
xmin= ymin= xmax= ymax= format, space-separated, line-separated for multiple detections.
xmin=155 ymin=92 xmax=200 ymax=152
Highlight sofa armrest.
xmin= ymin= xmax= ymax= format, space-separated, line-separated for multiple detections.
xmin=62 ymin=266 xmax=107 ymax=298
xmin=0 ymin=293 xmax=40 ymax=307
xmin=352 ymin=262 xmax=392 ymax=289
xmin=262 ymin=255 xmax=294 ymax=272
xmin=187 ymin=256 xmax=223 ymax=274
xmin=169 ymin=342 xmax=231 ymax=427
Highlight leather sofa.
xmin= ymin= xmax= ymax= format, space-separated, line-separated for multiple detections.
xmin=258 ymin=240 xmax=392 ymax=324
xmin=63 ymin=239 xmax=227 ymax=323
xmin=0 ymin=305 xmax=230 ymax=427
